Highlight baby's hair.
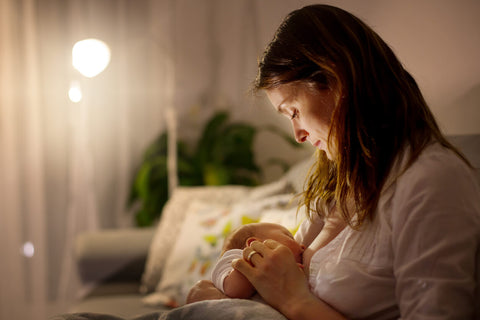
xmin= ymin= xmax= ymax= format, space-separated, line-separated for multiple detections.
xmin=221 ymin=222 xmax=293 ymax=255
xmin=222 ymin=224 xmax=256 ymax=253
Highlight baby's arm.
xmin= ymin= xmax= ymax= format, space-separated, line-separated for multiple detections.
xmin=211 ymin=249 xmax=256 ymax=299
xmin=223 ymin=269 xmax=256 ymax=299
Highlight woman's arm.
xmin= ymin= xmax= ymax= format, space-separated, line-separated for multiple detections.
xmin=233 ymin=239 xmax=346 ymax=320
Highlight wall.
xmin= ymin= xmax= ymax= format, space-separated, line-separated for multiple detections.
xmin=172 ymin=0 xmax=480 ymax=182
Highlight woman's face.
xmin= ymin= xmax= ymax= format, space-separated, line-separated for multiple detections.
xmin=266 ymin=83 xmax=337 ymax=159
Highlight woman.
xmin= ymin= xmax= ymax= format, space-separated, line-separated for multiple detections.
xmin=188 ymin=4 xmax=480 ymax=319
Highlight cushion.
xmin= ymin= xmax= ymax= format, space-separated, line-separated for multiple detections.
xmin=139 ymin=178 xmax=295 ymax=294
xmin=156 ymin=299 xmax=288 ymax=320
xmin=282 ymin=156 xmax=315 ymax=194
xmin=139 ymin=186 xmax=251 ymax=294
xmin=143 ymin=193 xmax=303 ymax=307
xmin=67 ymin=294 xmax=170 ymax=319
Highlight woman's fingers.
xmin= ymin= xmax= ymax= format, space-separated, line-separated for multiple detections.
xmin=243 ymin=247 xmax=262 ymax=265
xmin=249 ymin=239 xmax=278 ymax=254
xmin=262 ymin=239 xmax=280 ymax=249
xmin=232 ymin=256 xmax=255 ymax=279
xmin=233 ymin=240 xmax=312 ymax=315
xmin=245 ymin=239 xmax=291 ymax=267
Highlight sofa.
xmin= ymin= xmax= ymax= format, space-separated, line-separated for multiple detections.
xmin=54 ymin=134 xmax=480 ymax=320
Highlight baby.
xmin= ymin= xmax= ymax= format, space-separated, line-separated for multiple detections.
xmin=211 ymin=222 xmax=305 ymax=299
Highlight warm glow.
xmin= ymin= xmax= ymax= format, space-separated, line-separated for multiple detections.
xmin=22 ymin=242 xmax=35 ymax=258
xmin=72 ymin=39 xmax=111 ymax=78
xmin=69 ymin=83 xmax=83 ymax=103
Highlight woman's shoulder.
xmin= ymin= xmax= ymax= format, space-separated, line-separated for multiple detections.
xmin=390 ymin=142 xmax=480 ymax=225
xmin=398 ymin=142 xmax=477 ymax=191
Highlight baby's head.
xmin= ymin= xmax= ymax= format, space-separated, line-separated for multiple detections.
xmin=222 ymin=222 xmax=304 ymax=264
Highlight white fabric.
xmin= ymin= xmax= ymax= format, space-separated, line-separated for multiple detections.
xmin=295 ymin=143 xmax=480 ymax=319
xmin=211 ymin=249 xmax=244 ymax=293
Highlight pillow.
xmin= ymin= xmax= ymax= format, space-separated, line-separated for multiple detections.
xmin=144 ymin=193 xmax=303 ymax=307
xmin=282 ymin=156 xmax=315 ymax=194
xmin=259 ymin=205 xmax=306 ymax=236
xmin=140 ymin=179 xmax=295 ymax=294
xmin=140 ymin=186 xmax=251 ymax=294
xmin=143 ymin=201 xmax=236 ymax=307
xmin=244 ymin=177 xmax=291 ymax=201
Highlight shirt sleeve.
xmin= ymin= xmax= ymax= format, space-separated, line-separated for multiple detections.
xmin=294 ymin=212 xmax=324 ymax=247
xmin=210 ymin=249 xmax=243 ymax=294
xmin=391 ymin=148 xmax=480 ymax=319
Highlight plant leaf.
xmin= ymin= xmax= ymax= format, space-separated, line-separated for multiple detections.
xmin=135 ymin=162 xmax=152 ymax=200
xmin=195 ymin=111 xmax=229 ymax=166
xmin=203 ymin=163 xmax=231 ymax=185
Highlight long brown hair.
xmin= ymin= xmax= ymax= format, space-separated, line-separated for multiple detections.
xmin=254 ymin=5 xmax=469 ymax=228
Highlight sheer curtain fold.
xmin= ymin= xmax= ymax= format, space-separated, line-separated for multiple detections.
xmin=23 ymin=0 xmax=49 ymax=317
xmin=0 ymin=0 xmax=176 ymax=318
xmin=58 ymin=0 xmax=101 ymax=302
xmin=113 ymin=0 xmax=132 ymax=227
xmin=0 ymin=0 xmax=48 ymax=318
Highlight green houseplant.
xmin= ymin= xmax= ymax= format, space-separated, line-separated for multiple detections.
xmin=127 ymin=111 xmax=299 ymax=226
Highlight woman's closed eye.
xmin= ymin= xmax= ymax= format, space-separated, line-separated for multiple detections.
xmin=290 ymin=109 xmax=299 ymax=120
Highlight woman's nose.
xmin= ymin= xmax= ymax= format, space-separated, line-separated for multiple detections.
xmin=293 ymin=123 xmax=308 ymax=143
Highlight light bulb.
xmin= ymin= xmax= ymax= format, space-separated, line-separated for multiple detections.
xmin=69 ymin=82 xmax=83 ymax=103
xmin=22 ymin=242 xmax=35 ymax=258
xmin=72 ymin=39 xmax=111 ymax=78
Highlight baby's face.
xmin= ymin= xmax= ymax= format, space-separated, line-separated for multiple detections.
xmin=257 ymin=224 xmax=304 ymax=264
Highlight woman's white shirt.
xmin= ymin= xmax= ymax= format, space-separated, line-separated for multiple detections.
xmin=295 ymin=143 xmax=480 ymax=319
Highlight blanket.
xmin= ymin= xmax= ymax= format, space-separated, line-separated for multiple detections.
xmin=51 ymin=299 xmax=288 ymax=320
xmin=157 ymin=299 xmax=287 ymax=320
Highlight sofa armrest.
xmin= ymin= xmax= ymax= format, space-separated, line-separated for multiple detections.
xmin=75 ymin=228 xmax=155 ymax=284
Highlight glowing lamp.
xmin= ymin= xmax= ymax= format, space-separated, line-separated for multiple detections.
xmin=72 ymin=39 xmax=111 ymax=78
xmin=68 ymin=82 xmax=83 ymax=103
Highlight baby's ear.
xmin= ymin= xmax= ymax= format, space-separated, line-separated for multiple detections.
xmin=246 ymin=237 xmax=258 ymax=247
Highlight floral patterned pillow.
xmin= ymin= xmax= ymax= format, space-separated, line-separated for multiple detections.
xmin=140 ymin=186 xmax=251 ymax=294
xmin=143 ymin=193 xmax=301 ymax=307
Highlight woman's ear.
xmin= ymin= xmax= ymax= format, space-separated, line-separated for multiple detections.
xmin=246 ymin=237 xmax=258 ymax=247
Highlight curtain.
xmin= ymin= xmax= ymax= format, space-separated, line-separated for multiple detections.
xmin=0 ymin=1 xmax=50 ymax=318
xmin=0 ymin=0 xmax=178 ymax=318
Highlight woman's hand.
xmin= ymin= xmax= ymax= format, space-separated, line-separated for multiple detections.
xmin=233 ymin=239 xmax=346 ymax=320
xmin=186 ymin=280 xmax=228 ymax=304
xmin=233 ymin=239 xmax=311 ymax=314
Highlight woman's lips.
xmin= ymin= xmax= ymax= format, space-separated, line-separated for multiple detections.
xmin=313 ymin=140 xmax=322 ymax=149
